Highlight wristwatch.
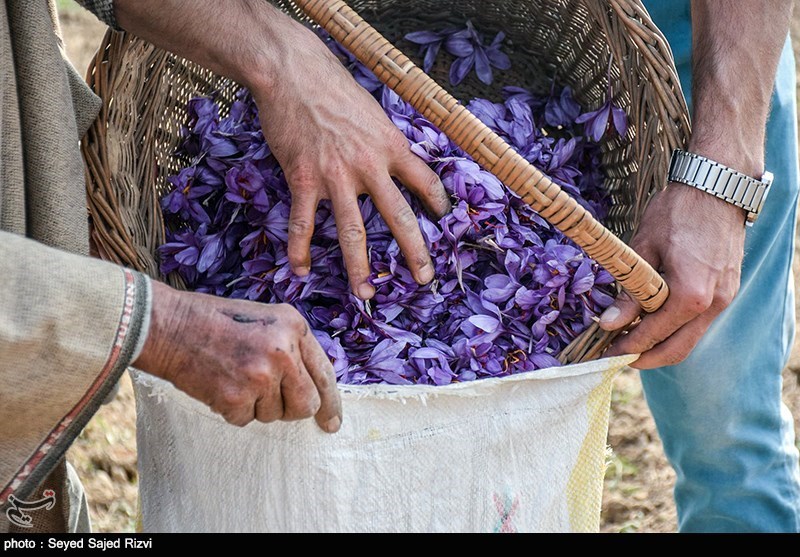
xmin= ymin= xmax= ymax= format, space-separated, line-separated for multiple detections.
xmin=667 ymin=149 xmax=773 ymax=226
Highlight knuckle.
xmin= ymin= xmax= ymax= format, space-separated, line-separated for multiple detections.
xmin=713 ymin=291 xmax=735 ymax=309
xmin=217 ymin=388 xmax=248 ymax=412
xmin=223 ymin=413 xmax=251 ymax=428
xmin=287 ymin=163 xmax=316 ymax=191
xmin=394 ymin=205 xmax=418 ymax=229
xmin=713 ymin=283 xmax=739 ymax=309
xmin=288 ymin=218 xmax=312 ymax=238
xmin=339 ymin=222 xmax=366 ymax=246
xmin=244 ymin=364 xmax=273 ymax=388
xmin=385 ymin=128 xmax=411 ymax=153
xmin=679 ymin=286 xmax=713 ymax=315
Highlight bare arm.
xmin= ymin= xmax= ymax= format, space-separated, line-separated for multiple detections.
xmin=113 ymin=0 xmax=450 ymax=299
xmin=601 ymin=0 xmax=793 ymax=368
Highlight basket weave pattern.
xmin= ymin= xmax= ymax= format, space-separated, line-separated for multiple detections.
xmin=81 ymin=0 xmax=690 ymax=363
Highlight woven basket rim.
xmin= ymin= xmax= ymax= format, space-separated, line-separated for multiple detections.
xmin=81 ymin=0 xmax=690 ymax=364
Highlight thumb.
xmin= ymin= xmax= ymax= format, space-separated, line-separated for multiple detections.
xmin=599 ymin=289 xmax=642 ymax=331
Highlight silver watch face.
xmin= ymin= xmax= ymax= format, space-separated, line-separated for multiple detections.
xmin=761 ymin=171 xmax=774 ymax=188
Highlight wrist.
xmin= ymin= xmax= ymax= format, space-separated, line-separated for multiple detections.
xmin=685 ymin=137 xmax=764 ymax=179
xmin=234 ymin=8 xmax=321 ymax=102
xmin=132 ymin=280 xmax=190 ymax=380
xmin=668 ymin=181 xmax=748 ymax=227
xmin=667 ymin=148 xmax=772 ymax=227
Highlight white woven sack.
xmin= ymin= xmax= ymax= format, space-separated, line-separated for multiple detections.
xmin=130 ymin=354 xmax=635 ymax=533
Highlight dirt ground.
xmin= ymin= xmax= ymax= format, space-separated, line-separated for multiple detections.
xmin=58 ymin=2 xmax=800 ymax=534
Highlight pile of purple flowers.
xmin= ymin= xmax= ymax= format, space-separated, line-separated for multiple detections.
xmin=159 ymin=23 xmax=624 ymax=385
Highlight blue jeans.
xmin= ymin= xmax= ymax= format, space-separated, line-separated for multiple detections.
xmin=640 ymin=2 xmax=800 ymax=532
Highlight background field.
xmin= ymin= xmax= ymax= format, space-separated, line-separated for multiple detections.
xmin=56 ymin=0 xmax=800 ymax=533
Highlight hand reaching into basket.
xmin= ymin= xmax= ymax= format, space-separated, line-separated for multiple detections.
xmin=251 ymin=41 xmax=451 ymax=300
xmin=133 ymin=281 xmax=343 ymax=431
xmin=115 ymin=0 xmax=451 ymax=301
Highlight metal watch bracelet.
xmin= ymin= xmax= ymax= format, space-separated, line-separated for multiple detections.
xmin=667 ymin=149 xmax=773 ymax=226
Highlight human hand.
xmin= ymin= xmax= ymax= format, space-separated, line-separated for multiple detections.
xmin=114 ymin=1 xmax=451 ymax=300
xmin=133 ymin=281 xmax=342 ymax=432
xmin=599 ymin=182 xmax=746 ymax=369
xmin=247 ymin=20 xmax=451 ymax=300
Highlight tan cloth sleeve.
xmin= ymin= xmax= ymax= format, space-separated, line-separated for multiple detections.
xmin=0 ymin=230 xmax=151 ymax=519
xmin=73 ymin=0 xmax=118 ymax=29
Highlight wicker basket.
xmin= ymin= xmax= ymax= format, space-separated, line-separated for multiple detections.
xmin=81 ymin=0 xmax=690 ymax=364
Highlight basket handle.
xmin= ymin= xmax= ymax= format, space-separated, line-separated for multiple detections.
xmin=294 ymin=0 xmax=668 ymax=313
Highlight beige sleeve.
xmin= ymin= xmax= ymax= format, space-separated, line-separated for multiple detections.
xmin=73 ymin=0 xmax=118 ymax=29
xmin=0 ymin=230 xmax=151 ymax=517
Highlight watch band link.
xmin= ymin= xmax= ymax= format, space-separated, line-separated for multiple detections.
xmin=667 ymin=150 xmax=771 ymax=225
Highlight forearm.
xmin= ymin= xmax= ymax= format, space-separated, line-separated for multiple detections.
xmin=114 ymin=0 xmax=450 ymax=297
xmin=0 ymin=232 xmax=151 ymax=502
xmin=113 ymin=0 xmax=312 ymax=95
xmin=0 ymin=232 xmax=151 ymax=379
xmin=689 ymin=0 xmax=793 ymax=176
xmin=600 ymin=2 xmax=794 ymax=367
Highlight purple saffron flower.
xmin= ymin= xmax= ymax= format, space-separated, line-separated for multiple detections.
xmin=545 ymin=86 xmax=582 ymax=128
xmin=224 ymin=161 xmax=267 ymax=206
xmin=159 ymin=24 xmax=619 ymax=386
xmin=466 ymin=98 xmax=507 ymax=132
xmin=186 ymin=96 xmax=219 ymax=137
xmin=359 ymin=339 xmax=413 ymax=385
xmin=159 ymin=227 xmax=204 ymax=282
xmin=161 ymin=167 xmax=214 ymax=225
xmin=576 ymin=100 xmax=628 ymax=142
xmin=405 ymin=29 xmax=452 ymax=73
xmin=444 ymin=21 xmax=511 ymax=85
xmin=314 ymin=331 xmax=350 ymax=380
xmin=409 ymin=345 xmax=456 ymax=386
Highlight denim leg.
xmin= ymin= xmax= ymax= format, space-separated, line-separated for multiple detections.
xmin=640 ymin=38 xmax=800 ymax=532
